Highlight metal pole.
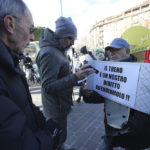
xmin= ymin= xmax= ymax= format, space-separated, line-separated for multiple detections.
xmin=60 ymin=0 xmax=63 ymax=16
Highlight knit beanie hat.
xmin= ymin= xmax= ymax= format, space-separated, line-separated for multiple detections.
xmin=55 ymin=16 xmax=77 ymax=38
xmin=80 ymin=46 xmax=88 ymax=54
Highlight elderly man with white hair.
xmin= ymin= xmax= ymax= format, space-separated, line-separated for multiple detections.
xmin=0 ymin=0 xmax=62 ymax=149
xmin=82 ymin=38 xmax=150 ymax=150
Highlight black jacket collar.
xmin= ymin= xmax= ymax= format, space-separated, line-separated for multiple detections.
xmin=117 ymin=54 xmax=137 ymax=62
xmin=0 ymin=40 xmax=24 ymax=75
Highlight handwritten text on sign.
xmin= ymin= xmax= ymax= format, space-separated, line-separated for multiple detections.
xmin=88 ymin=61 xmax=140 ymax=108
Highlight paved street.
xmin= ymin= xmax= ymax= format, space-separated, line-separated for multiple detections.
xmin=30 ymin=85 xmax=105 ymax=150
xmin=29 ymin=85 xmax=149 ymax=150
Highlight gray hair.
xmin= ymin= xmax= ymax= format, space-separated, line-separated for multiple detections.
xmin=0 ymin=0 xmax=28 ymax=30
xmin=0 ymin=0 xmax=28 ymax=17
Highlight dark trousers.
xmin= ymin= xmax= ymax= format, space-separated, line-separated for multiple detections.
xmin=52 ymin=115 xmax=67 ymax=150
xmin=100 ymin=137 xmax=113 ymax=150
xmin=100 ymin=132 xmax=149 ymax=150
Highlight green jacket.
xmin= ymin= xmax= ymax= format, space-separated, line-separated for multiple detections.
xmin=36 ymin=28 xmax=77 ymax=118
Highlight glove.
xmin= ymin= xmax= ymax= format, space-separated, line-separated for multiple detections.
xmin=44 ymin=119 xmax=62 ymax=149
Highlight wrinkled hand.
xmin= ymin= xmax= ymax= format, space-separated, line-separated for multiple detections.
xmin=75 ymin=64 xmax=96 ymax=80
xmin=82 ymin=84 xmax=93 ymax=97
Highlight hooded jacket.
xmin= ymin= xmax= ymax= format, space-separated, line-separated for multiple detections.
xmin=0 ymin=40 xmax=54 ymax=150
xmin=36 ymin=28 xmax=78 ymax=118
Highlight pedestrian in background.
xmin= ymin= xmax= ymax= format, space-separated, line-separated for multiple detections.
xmin=72 ymin=52 xmax=80 ymax=73
xmin=79 ymin=46 xmax=94 ymax=66
xmin=76 ymin=46 xmax=95 ymax=102
xmin=23 ymin=53 xmax=33 ymax=70
xmin=82 ymin=38 xmax=150 ymax=150
xmin=93 ymin=48 xmax=105 ymax=61
xmin=36 ymin=16 xmax=95 ymax=150
xmin=23 ymin=53 xmax=35 ymax=84
xmin=0 ymin=0 xmax=60 ymax=150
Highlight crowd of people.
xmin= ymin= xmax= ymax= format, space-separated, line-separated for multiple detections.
xmin=0 ymin=0 xmax=150 ymax=150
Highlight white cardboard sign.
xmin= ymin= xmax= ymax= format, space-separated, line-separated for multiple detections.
xmin=87 ymin=61 xmax=140 ymax=108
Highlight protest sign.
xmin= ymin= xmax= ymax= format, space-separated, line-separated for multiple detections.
xmin=87 ymin=61 xmax=150 ymax=114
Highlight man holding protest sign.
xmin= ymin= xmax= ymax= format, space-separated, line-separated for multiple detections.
xmin=82 ymin=38 xmax=150 ymax=150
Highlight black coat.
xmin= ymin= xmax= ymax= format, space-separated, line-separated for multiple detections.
xmin=0 ymin=40 xmax=53 ymax=150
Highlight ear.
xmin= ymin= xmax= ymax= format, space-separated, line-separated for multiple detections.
xmin=126 ymin=48 xmax=130 ymax=55
xmin=3 ymin=15 xmax=16 ymax=34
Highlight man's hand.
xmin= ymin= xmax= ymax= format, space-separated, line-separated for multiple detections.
xmin=82 ymin=84 xmax=93 ymax=97
xmin=82 ymin=84 xmax=104 ymax=103
xmin=75 ymin=64 xmax=96 ymax=80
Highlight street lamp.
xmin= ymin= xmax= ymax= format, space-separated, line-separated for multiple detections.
xmin=60 ymin=0 xmax=63 ymax=16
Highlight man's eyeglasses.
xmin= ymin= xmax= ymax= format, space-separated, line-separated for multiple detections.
xmin=13 ymin=15 xmax=35 ymax=34
xmin=66 ymin=37 xmax=76 ymax=41
xmin=106 ymin=48 xmax=121 ymax=53
xmin=28 ymin=27 xmax=35 ymax=34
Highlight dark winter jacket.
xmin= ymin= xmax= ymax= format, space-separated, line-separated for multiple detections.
xmin=23 ymin=56 xmax=33 ymax=69
xmin=36 ymin=28 xmax=78 ymax=118
xmin=0 ymin=40 xmax=54 ymax=150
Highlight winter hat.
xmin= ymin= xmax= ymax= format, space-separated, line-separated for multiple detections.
xmin=93 ymin=48 xmax=105 ymax=60
xmin=80 ymin=46 xmax=88 ymax=54
xmin=55 ymin=16 xmax=77 ymax=38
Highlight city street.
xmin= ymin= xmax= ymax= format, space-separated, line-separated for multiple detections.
xmin=30 ymin=85 xmax=149 ymax=150
xmin=30 ymin=85 xmax=105 ymax=150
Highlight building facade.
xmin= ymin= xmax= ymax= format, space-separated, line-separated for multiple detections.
xmin=89 ymin=0 xmax=150 ymax=49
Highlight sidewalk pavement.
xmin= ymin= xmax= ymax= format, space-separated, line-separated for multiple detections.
xmin=30 ymin=85 xmax=104 ymax=150
xmin=29 ymin=85 xmax=149 ymax=150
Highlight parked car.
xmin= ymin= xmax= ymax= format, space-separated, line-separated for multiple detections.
xmin=24 ymin=41 xmax=40 ymax=63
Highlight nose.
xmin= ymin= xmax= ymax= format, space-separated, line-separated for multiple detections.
xmin=71 ymin=39 xmax=75 ymax=46
xmin=109 ymin=51 xmax=116 ymax=56
xmin=30 ymin=33 xmax=35 ymax=41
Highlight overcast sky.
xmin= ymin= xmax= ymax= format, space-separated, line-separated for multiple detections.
xmin=24 ymin=0 xmax=145 ymax=40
